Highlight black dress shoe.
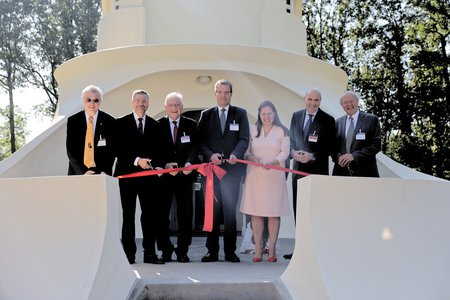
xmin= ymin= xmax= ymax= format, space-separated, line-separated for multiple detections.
xmin=201 ymin=252 xmax=218 ymax=262
xmin=144 ymin=254 xmax=165 ymax=264
xmin=162 ymin=252 xmax=173 ymax=262
xmin=177 ymin=254 xmax=190 ymax=263
xmin=283 ymin=253 xmax=293 ymax=259
xmin=224 ymin=253 xmax=240 ymax=263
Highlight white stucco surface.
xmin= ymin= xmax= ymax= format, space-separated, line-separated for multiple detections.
xmin=0 ymin=176 xmax=137 ymax=300
xmin=282 ymin=175 xmax=450 ymax=300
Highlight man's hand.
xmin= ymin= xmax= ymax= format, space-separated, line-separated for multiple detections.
xmin=155 ymin=167 xmax=164 ymax=177
xmin=182 ymin=162 xmax=192 ymax=175
xmin=210 ymin=153 xmax=223 ymax=165
xmin=292 ymin=150 xmax=314 ymax=163
xmin=228 ymin=154 xmax=237 ymax=165
xmin=138 ymin=158 xmax=152 ymax=169
xmin=338 ymin=153 xmax=354 ymax=167
xmin=165 ymin=162 xmax=179 ymax=176
xmin=84 ymin=170 xmax=95 ymax=175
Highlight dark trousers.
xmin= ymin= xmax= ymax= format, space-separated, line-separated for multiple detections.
xmin=158 ymin=174 xmax=194 ymax=255
xmin=119 ymin=176 xmax=161 ymax=258
xmin=291 ymin=174 xmax=306 ymax=223
xmin=203 ymin=171 xmax=242 ymax=255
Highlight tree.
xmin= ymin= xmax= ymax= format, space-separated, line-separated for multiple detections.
xmin=26 ymin=0 xmax=102 ymax=115
xmin=302 ymin=0 xmax=449 ymax=179
xmin=403 ymin=0 xmax=450 ymax=179
xmin=0 ymin=105 xmax=28 ymax=160
xmin=0 ymin=0 xmax=33 ymax=153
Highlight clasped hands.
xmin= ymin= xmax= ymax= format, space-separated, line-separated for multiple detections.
xmin=337 ymin=153 xmax=354 ymax=167
xmin=292 ymin=150 xmax=313 ymax=163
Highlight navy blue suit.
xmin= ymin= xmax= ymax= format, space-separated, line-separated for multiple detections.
xmin=114 ymin=113 xmax=164 ymax=260
xmin=198 ymin=105 xmax=249 ymax=255
xmin=157 ymin=115 xmax=199 ymax=256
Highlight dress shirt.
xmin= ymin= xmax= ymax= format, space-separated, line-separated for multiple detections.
xmin=85 ymin=111 xmax=99 ymax=133
xmin=133 ymin=112 xmax=146 ymax=133
xmin=217 ymin=105 xmax=229 ymax=119
xmin=169 ymin=117 xmax=181 ymax=141
xmin=133 ymin=112 xmax=147 ymax=166
xmin=303 ymin=110 xmax=317 ymax=129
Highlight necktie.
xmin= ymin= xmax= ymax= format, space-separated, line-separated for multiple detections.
xmin=172 ymin=120 xmax=178 ymax=143
xmin=220 ymin=108 xmax=226 ymax=133
xmin=304 ymin=114 xmax=312 ymax=141
xmin=137 ymin=117 xmax=143 ymax=135
xmin=346 ymin=116 xmax=354 ymax=153
xmin=84 ymin=116 xmax=95 ymax=168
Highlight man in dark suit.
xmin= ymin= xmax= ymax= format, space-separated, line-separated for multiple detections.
xmin=285 ymin=88 xmax=335 ymax=259
xmin=157 ymin=92 xmax=198 ymax=263
xmin=332 ymin=91 xmax=381 ymax=177
xmin=113 ymin=89 xmax=165 ymax=265
xmin=66 ymin=85 xmax=115 ymax=175
xmin=198 ymin=79 xmax=250 ymax=263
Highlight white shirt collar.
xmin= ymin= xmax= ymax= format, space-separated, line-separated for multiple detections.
xmin=347 ymin=110 xmax=360 ymax=121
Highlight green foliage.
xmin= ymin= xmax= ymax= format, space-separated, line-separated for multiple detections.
xmin=27 ymin=0 xmax=102 ymax=115
xmin=303 ymin=0 xmax=449 ymax=179
xmin=0 ymin=0 xmax=100 ymax=159
xmin=0 ymin=0 xmax=34 ymax=154
xmin=0 ymin=106 xmax=28 ymax=161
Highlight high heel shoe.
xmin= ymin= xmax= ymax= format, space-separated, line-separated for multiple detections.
xmin=253 ymin=247 xmax=263 ymax=262
xmin=268 ymin=256 xmax=277 ymax=263
xmin=252 ymin=256 xmax=262 ymax=262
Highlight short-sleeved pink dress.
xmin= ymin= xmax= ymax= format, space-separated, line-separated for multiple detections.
xmin=240 ymin=124 xmax=290 ymax=217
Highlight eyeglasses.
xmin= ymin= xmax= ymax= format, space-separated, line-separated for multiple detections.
xmin=86 ymin=98 xmax=100 ymax=103
xmin=167 ymin=103 xmax=181 ymax=107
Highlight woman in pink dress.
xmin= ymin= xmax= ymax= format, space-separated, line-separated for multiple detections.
xmin=240 ymin=100 xmax=290 ymax=262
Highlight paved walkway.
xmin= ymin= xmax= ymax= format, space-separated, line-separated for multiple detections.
xmin=132 ymin=236 xmax=295 ymax=284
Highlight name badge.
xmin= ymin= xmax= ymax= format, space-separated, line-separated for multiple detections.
xmin=308 ymin=135 xmax=318 ymax=143
xmin=97 ymin=136 xmax=106 ymax=147
xmin=308 ymin=131 xmax=318 ymax=143
xmin=356 ymin=131 xmax=366 ymax=140
xmin=230 ymin=121 xmax=239 ymax=131
xmin=181 ymin=134 xmax=191 ymax=143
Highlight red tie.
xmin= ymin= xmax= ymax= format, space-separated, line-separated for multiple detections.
xmin=137 ymin=118 xmax=143 ymax=135
xmin=172 ymin=120 xmax=178 ymax=143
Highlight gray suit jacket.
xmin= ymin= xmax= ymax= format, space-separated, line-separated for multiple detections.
xmin=332 ymin=111 xmax=381 ymax=177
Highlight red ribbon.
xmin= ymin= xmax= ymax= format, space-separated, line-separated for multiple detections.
xmin=196 ymin=163 xmax=227 ymax=232
xmin=233 ymin=158 xmax=311 ymax=177
xmin=116 ymin=159 xmax=309 ymax=232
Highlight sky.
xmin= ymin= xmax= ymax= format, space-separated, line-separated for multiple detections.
xmin=0 ymin=88 xmax=53 ymax=143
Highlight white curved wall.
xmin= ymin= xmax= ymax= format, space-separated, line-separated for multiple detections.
xmin=281 ymin=175 xmax=450 ymax=300
xmin=0 ymin=175 xmax=137 ymax=300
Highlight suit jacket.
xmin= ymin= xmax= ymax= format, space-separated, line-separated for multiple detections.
xmin=198 ymin=105 xmax=249 ymax=175
xmin=158 ymin=115 xmax=199 ymax=180
xmin=113 ymin=113 xmax=163 ymax=177
xmin=332 ymin=111 xmax=381 ymax=177
xmin=66 ymin=110 xmax=116 ymax=175
xmin=289 ymin=108 xmax=335 ymax=176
